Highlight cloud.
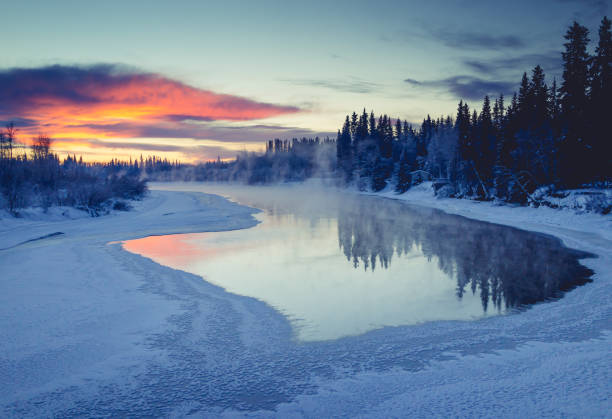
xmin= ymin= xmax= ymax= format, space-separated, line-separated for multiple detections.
xmin=59 ymin=138 xmax=187 ymax=152
xmin=428 ymin=29 xmax=526 ymax=50
xmin=555 ymin=0 xmax=609 ymax=20
xmin=405 ymin=75 xmax=516 ymax=100
xmin=282 ymin=78 xmax=380 ymax=94
xmin=52 ymin=120 xmax=334 ymax=144
xmin=0 ymin=64 xmax=300 ymax=142
xmin=403 ymin=78 xmax=422 ymax=86
xmin=463 ymin=51 xmax=562 ymax=77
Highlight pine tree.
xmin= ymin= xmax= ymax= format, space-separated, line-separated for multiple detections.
xmin=548 ymin=78 xmax=561 ymax=123
xmin=493 ymin=98 xmax=500 ymax=129
xmin=478 ymin=95 xmax=495 ymax=181
xmin=560 ymin=21 xmax=590 ymax=186
xmin=336 ymin=116 xmax=353 ymax=182
xmin=530 ymin=65 xmax=549 ymax=127
xmin=395 ymin=148 xmax=413 ymax=193
xmin=517 ymin=72 xmax=531 ymax=130
xmin=358 ymin=109 xmax=369 ymax=141
xmin=402 ymin=120 xmax=410 ymax=142
xmin=369 ymin=111 xmax=377 ymax=138
xmin=395 ymin=118 xmax=402 ymax=141
xmin=528 ymin=65 xmax=556 ymax=185
xmin=589 ymin=16 xmax=612 ymax=180
xmin=350 ymin=112 xmax=358 ymax=139
xmin=495 ymin=94 xmax=505 ymax=130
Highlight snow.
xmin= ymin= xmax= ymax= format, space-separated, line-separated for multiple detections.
xmin=1 ymin=182 xmax=611 ymax=417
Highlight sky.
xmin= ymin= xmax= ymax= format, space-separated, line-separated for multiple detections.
xmin=0 ymin=0 xmax=609 ymax=162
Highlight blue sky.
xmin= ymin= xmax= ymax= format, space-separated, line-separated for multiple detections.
xmin=0 ymin=0 xmax=609 ymax=161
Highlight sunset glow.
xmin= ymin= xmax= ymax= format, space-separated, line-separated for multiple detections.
xmin=1 ymin=0 xmax=607 ymax=162
xmin=0 ymin=65 xmax=299 ymax=161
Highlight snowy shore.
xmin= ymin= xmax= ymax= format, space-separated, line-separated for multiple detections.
xmin=1 ymin=183 xmax=610 ymax=417
xmin=0 ymin=190 xmax=259 ymax=416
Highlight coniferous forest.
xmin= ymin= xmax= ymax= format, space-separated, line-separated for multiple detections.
xmin=334 ymin=17 xmax=611 ymax=202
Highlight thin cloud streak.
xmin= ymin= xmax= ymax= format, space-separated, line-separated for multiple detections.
xmin=463 ymin=51 xmax=562 ymax=77
xmin=282 ymin=78 xmax=381 ymax=94
xmin=55 ymin=121 xmax=334 ymax=143
xmin=430 ymin=29 xmax=526 ymax=50
xmin=405 ymin=76 xmax=516 ymax=101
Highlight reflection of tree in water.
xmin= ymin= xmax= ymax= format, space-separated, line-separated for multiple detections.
xmin=337 ymin=197 xmax=593 ymax=312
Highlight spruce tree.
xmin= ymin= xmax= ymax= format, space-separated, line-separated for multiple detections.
xmin=395 ymin=118 xmax=402 ymax=141
xmin=560 ymin=21 xmax=590 ymax=186
xmin=548 ymin=78 xmax=561 ymax=123
xmin=517 ymin=72 xmax=531 ymax=130
xmin=369 ymin=112 xmax=377 ymax=138
xmin=530 ymin=65 xmax=549 ymax=127
xmin=479 ymin=95 xmax=495 ymax=181
xmin=395 ymin=148 xmax=413 ymax=193
xmin=589 ymin=16 xmax=612 ymax=180
xmin=337 ymin=116 xmax=353 ymax=182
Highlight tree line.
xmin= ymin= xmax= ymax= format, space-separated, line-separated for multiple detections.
xmin=335 ymin=17 xmax=611 ymax=202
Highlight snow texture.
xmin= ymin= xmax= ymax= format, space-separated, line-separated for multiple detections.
xmin=0 ymin=183 xmax=610 ymax=417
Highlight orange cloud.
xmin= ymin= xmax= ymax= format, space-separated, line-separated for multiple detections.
xmin=0 ymin=64 xmax=300 ymax=144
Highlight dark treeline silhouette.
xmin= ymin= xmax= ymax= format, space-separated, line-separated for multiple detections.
xmin=336 ymin=195 xmax=593 ymax=311
xmin=0 ymin=127 xmax=147 ymax=215
xmin=335 ymin=17 xmax=611 ymax=203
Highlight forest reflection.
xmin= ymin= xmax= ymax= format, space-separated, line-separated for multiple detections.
xmin=336 ymin=196 xmax=594 ymax=312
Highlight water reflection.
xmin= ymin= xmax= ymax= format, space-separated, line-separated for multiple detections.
xmin=124 ymin=185 xmax=593 ymax=341
xmin=336 ymin=197 xmax=593 ymax=312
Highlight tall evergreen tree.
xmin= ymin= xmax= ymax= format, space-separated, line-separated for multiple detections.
xmin=336 ymin=116 xmax=353 ymax=182
xmin=478 ymin=96 xmax=496 ymax=181
xmin=395 ymin=118 xmax=402 ymax=141
xmin=530 ymin=65 xmax=549 ymax=127
xmin=560 ymin=21 xmax=591 ymax=186
xmin=589 ymin=16 xmax=612 ymax=180
xmin=517 ymin=72 xmax=531 ymax=130
xmin=548 ymin=78 xmax=561 ymax=123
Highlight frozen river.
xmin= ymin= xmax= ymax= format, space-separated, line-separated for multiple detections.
xmin=125 ymin=184 xmax=593 ymax=342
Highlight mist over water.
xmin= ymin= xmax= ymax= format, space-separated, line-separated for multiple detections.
xmin=125 ymin=183 xmax=593 ymax=341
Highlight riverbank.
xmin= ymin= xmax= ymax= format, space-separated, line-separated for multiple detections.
xmin=1 ymin=182 xmax=610 ymax=417
xmin=0 ymin=190 xmax=260 ymax=416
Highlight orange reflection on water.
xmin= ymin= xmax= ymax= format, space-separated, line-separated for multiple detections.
xmin=123 ymin=234 xmax=212 ymax=267
xmin=123 ymin=232 xmax=257 ymax=268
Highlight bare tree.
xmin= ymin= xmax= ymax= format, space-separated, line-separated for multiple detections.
xmin=4 ymin=122 xmax=16 ymax=160
xmin=31 ymin=134 xmax=52 ymax=160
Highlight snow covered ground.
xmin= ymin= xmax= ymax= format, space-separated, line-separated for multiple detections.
xmin=0 ymin=182 xmax=610 ymax=417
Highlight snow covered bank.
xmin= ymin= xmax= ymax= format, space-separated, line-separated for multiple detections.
xmin=0 ymin=190 xmax=260 ymax=416
xmin=1 ymin=183 xmax=610 ymax=417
